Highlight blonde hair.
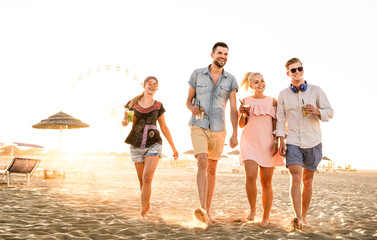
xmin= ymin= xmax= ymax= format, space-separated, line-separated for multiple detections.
xmin=126 ymin=76 xmax=158 ymax=109
xmin=285 ymin=58 xmax=303 ymax=70
xmin=240 ymin=72 xmax=262 ymax=91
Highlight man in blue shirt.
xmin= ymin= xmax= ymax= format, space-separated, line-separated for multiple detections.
xmin=186 ymin=42 xmax=239 ymax=223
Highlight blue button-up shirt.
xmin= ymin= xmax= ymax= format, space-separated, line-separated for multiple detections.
xmin=189 ymin=66 xmax=238 ymax=132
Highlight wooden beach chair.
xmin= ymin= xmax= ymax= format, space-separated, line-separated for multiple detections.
xmin=0 ymin=157 xmax=41 ymax=186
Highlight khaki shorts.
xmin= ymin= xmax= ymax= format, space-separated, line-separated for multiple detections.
xmin=190 ymin=125 xmax=226 ymax=160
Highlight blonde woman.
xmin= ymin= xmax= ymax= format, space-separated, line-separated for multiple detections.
xmin=122 ymin=76 xmax=178 ymax=220
xmin=239 ymin=72 xmax=284 ymax=226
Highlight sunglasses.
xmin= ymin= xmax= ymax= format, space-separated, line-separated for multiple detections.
xmin=147 ymin=81 xmax=158 ymax=87
xmin=288 ymin=67 xmax=304 ymax=73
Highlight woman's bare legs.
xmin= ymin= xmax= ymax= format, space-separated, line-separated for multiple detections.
xmin=244 ymin=160 xmax=258 ymax=221
xmin=259 ymin=167 xmax=274 ymax=226
xmin=134 ymin=162 xmax=144 ymax=190
xmin=135 ymin=156 xmax=160 ymax=219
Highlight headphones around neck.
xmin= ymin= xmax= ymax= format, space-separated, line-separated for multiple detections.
xmin=290 ymin=81 xmax=308 ymax=93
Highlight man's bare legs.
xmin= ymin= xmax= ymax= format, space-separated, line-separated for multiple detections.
xmin=288 ymin=165 xmax=315 ymax=227
xmin=259 ymin=166 xmax=274 ymax=226
xmin=302 ymin=168 xmax=315 ymax=225
xmin=206 ymin=159 xmax=218 ymax=222
xmin=244 ymin=160 xmax=258 ymax=221
xmin=196 ymin=153 xmax=208 ymax=210
xmin=135 ymin=156 xmax=160 ymax=220
xmin=196 ymin=153 xmax=218 ymax=223
xmin=288 ymin=165 xmax=303 ymax=222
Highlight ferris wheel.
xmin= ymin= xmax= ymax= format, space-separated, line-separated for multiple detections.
xmin=73 ymin=65 xmax=139 ymax=88
xmin=69 ymin=64 xmax=142 ymax=112
xmin=67 ymin=65 xmax=143 ymax=147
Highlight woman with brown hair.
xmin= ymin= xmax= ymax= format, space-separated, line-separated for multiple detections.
xmin=122 ymin=76 xmax=178 ymax=220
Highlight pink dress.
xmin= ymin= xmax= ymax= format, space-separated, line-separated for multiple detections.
xmin=240 ymin=96 xmax=284 ymax=167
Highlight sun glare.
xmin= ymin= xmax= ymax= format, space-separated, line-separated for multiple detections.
xmin=61 ymin=66 xmax=143 ymax=153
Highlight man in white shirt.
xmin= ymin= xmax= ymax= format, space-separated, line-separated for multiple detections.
xmin=276 ymin=58 xmax=333 ymax=230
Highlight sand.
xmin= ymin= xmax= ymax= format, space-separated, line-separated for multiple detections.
xmin=1 ymin=167 xmax=376 ymax=240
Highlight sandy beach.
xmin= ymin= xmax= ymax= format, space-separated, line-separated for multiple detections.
xmin=1 ymin=166 xmax=376 ymax=240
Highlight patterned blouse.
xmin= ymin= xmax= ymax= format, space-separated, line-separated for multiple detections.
xmin=125 ymin=100 xmax=165 ymax=148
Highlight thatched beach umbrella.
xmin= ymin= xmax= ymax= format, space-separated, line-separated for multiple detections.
xmin=0 ymin=145 xmax=22 ymax=156
xmin=183 ymin=150 xmax=195 ymax=155
xmin=182 ymin=149 xmax=195 ymax=162
xmin=32 ymin=111 xmax=89 ymax=153
xmin=226 ymin=150 xmax=240 ymax=155
xmin=0 ymin=143 xmax=45 ymax=160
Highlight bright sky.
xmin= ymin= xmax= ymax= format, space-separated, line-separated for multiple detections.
xmin=1 ymin=0 xmax=376 ymax=170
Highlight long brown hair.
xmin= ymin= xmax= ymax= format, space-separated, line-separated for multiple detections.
xmin=126 ymin=76 xmax=158 ymax=109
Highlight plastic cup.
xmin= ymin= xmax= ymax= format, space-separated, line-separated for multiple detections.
xmin=126 ymin=111 xmax=134 ymax=122
xmin=302 ymin=106 xmax=310 ymax=117
xmin=195 ymin=107 xmax=205 ymax=120
xmin=242 ymin=104 xmax=251 ymax=117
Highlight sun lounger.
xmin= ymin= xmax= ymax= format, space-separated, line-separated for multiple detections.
xmin=0 ymin=157 xmax=41 ymax=186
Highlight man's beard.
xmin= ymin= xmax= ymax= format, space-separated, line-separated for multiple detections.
xmin=214 ymin=60 xmax=225 ymax=68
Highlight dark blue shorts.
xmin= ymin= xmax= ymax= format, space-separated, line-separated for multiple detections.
xmin=286 ymin=143 xmax=322 ymax=172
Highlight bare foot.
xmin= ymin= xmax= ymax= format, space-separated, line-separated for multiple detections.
xmin=290 ymin=217 xmax=303 ymax=231
xmin=207 ymin=213 xmax=217 ymax=224
xmin=258 ymin=218 xmax=269 ymax=226
xmin=302 ymin=218 xmax=311 ymax=227
xmin=140 ymin=203 xmax=151 ymax=220
xmin=247 ymin=210 xmax=256 ymax=221
xmin=194 ymin=208 xmax=209 ymax=223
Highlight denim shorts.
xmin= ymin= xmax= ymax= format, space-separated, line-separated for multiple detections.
xmin=286 ymin=143 xmax=322 ymax=172
xmin=130 ymin=143 xmax=162 ymax=163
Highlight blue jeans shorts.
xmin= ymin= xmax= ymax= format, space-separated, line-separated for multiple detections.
xmin=286 ymin=143 xmax=322 ymax=172
xmin=130 ymin=143 xmax=162 ymax=163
